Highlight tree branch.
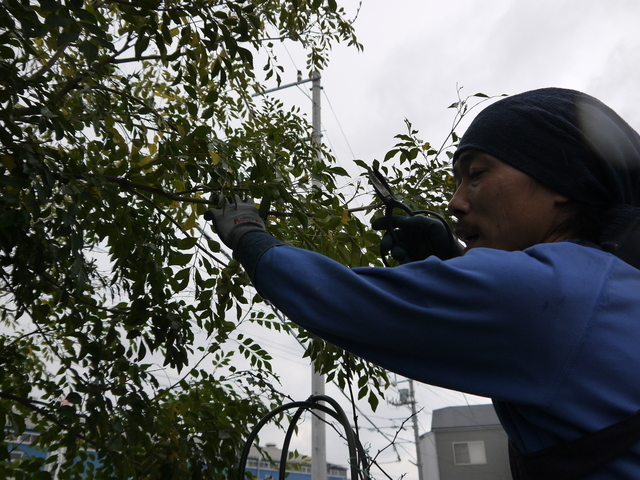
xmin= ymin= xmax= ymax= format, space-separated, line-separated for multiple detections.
xmin=14 ymin=32 xmax=135 ymax=119
xmin=73 ymin=172 xmax=318 ymax=219
xmin=89 ymin=84 xmax=180 ymax=133
xmin=0 ymin=392 xmax=94 ymax=446
xmin=26 ymin=44 xmax=69 ymax=83
xmin=111 ymin=54 xmax=165 ymax=64
xmin=103 ymin=0 xmax=200 ymax=13
xmin=122 ymin=184 xmax=227 ymax=266
xmin=87 ymin=173 xmax=216 ymax=205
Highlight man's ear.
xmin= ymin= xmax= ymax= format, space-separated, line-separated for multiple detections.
xmin=554 ymin=194 xmax=571 ymax=206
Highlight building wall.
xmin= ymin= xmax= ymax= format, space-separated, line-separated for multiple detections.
xmin=6 ymin=429 xmax=46 ymax=461
xmin=245 ymin=466 xmax=346 ymax=480
xmin=420 ymin=405 xmax=512 ymax=480
xmin=245 ymin=444 xmax=347 ymax=480
xmin=434 ymin=425 xmax=511 ymax=480
xmin=421 ymin=431 xmax=440 ymax=480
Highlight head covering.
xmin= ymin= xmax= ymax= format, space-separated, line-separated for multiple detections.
xmin=453 ymin=87 xmax=640 ymax=266
xmin=453 ymin=87 xmax=640 ymax=207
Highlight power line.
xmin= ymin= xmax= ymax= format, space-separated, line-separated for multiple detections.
xmin=322 ymin=89 xmax=357 ymax=160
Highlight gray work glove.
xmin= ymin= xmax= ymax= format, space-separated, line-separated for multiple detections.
xmin=371 ymin=215 xmax=461 ymax=264
xmin=203 ymin=196 xmax=266 ymax=250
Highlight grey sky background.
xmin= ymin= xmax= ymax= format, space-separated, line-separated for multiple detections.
xmin=238 ymin=1 xmax=640 ymax=479
xmin=283 ymin=0 xmax=640 ymax=171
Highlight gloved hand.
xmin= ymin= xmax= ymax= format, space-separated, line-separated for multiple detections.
xmin=371 ymin=215 xmax=460 ymax=264
xmin=203 ymin=196 xmax=266 ymax=250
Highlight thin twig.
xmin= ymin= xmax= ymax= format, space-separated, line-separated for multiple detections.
xmin=123 ymin=184 xmax=227 ymax=266
xmin=0 ymin=393 xmax=94 ymax=446
xmin=28 ymin=45 xmax=68 ymax=81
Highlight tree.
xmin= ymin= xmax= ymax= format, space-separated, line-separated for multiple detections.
xmin=0 ymin=1 xmax=389 ymax=478
xmin=0 ymin=0 xmax=487 ymax=478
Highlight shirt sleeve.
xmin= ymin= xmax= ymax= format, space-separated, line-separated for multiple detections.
xmin=240 ymin=235 xmax=610 ymax=406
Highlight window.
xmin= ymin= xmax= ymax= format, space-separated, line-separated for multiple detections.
xmin=22 ymin=433 xmax=40 ymax=444
xmin=5 ymin=431 xmax=40 ymax=445
xmin=10 ymin=450 xmax=25 ymax=460
xmin=259 ymin=460 xmax=274 ymax=469
xmin=453 ymin=441 xmax=487 ymax=465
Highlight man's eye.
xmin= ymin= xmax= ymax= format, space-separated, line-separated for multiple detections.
xmin=469 ymin=169 xmax=485 ymax=180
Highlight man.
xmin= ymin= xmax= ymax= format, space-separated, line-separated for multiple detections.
xmin=206 ymin=88 xmax=640 ymax=479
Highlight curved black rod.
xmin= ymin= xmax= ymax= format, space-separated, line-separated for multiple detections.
xmin=313 ymin=395 xmax=366 ymax=477
xmin=237 ymin=395 xmax=370 ymax=480
xmin=279 ymin=402 xmax=350 ymax=480
xmin=279 ymin=405 xmax=307 ymax=480
xmin=237 ymin=400 xmax=310 ymax=480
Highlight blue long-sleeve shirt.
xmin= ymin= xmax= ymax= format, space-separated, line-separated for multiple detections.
xmin=236 ymin=232 xmax=640 ymax=478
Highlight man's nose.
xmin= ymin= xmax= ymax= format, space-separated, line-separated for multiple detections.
xmin=448 ymin=187 xmax=469 ymax=218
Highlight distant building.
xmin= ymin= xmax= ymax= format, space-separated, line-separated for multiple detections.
xmin=5 ymin=418 xmax=98 ymax=479
xmin=5 ymin=421 xmax=44 ymax=461
xmin=7 ymin=427 xmax=347 ymax=480
xmin=245 ymin=443 xmax=348 ymax=480
xmin=420 ymin=404 xmax=512 ymax=480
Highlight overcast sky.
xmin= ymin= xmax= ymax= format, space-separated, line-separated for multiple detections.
xmin=242 ymin=1 xmax=640 ymax=478
xmin=320 ymin=0 xmax=640 ymax=167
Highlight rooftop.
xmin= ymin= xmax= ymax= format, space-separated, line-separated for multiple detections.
xmin=430 ymin=404 xmax=501 ymax=431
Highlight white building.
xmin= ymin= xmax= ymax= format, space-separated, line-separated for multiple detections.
xmin=245 ymin=443 xmax=348 ymax=480
xmin=420 ymin=404 xmax=512 ymax=480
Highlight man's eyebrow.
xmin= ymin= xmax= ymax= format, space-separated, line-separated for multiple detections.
xmin=452 ymin=162 xmax=462 ymax=179
xmin=453 ymin=151 xmax=475 ymax=178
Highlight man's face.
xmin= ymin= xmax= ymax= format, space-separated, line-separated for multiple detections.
xmin=449 ymin=151 xmax=572 ymax=253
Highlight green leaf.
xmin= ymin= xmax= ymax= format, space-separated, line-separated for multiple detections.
xmin=78 ymin=39 xmax=99 ymax=64
xmin=135 ymin=33 xmax=150 ymax=58
xmin=46 ymin=14 xmax=72 ymax=28
xmin=177 ymin=237 xmax=198 ymax=250
xmin=357 ymin=385 xmax=368 ymax=400
xmin=384 ymin=148 xmax=399 ymax=161
xmin=66 ymin=392 xmax=82 ymax=404
xmin=57 ymin=30 xmax=80 ymax=47
xmin=170 ymin=252 xmax=193 ymax=266
xmin=368 ymin=391 xmax=379 ymax=411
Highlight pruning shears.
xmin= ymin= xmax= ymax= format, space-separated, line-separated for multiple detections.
xmin=368 ymin=168 xmax=457 ymax=266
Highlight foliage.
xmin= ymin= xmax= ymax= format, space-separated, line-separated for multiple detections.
xmin=0 ymin=0 xmax=386 ymax=478
xmin=0 ymin=0 xmax=492 ymax=478
xmin=364 ymin=91 xmax=499 ymax=224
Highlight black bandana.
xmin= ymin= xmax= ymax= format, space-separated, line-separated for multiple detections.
xmin=453 ymin=87 xmax=640 ymax=207
xmin=453 ymin=87 xmax=640 ymax=266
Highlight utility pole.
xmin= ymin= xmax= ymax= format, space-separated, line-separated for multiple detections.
xmin=310 ymin=71 xmax=323 ymax=188
xmin=309 ymin=71 xmax=327 ymax=480
xmin=391 ymin=379 xmax=425 ymax=480
xmin=254 ymin=71 xmax=327 ymax=480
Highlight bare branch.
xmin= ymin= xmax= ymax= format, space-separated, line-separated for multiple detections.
xmin=122 ymin=184 xmax=227 ymax=266
xmin=87 ymin=173 xmax=217 ymax=205
xmin=27 ymin=44 xmax=69 ymax=82
xmin=0 ymin=393 xmax=94 ymax=446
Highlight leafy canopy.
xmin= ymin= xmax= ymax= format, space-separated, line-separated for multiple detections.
xmin=0 ymin=0 xmax=380 ymax=478
xmin=0 ymin=0 xmax=490 ymax=478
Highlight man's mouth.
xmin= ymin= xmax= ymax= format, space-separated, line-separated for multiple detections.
xmin=462 ymin=234 xmax=480 ymax=244
xmin=454 ymin=225 xmax=480 ymax=248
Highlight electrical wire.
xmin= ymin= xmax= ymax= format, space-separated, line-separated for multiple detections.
xmin=322 ymin=89 xmax=357 ymax=160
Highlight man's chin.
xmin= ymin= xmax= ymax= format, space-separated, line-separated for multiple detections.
xmin=462 ymin=237 xmax=482 ymax=253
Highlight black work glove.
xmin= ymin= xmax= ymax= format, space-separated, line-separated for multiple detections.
xmin=203 ymin=196 xmax=266 ymax=250
xmin=371 ymin=215 xmax=460 ymax=264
